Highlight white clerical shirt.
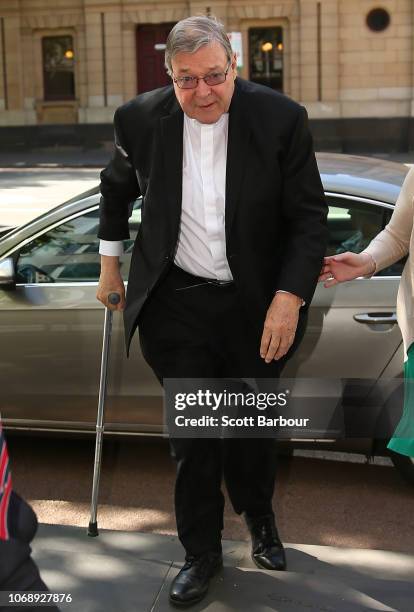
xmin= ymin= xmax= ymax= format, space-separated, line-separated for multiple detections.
xmin=99 ymin=112 xmax=232 ymax=281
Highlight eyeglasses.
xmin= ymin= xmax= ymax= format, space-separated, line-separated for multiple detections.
xmin=173 ymin=63 xmax=231 ymax=89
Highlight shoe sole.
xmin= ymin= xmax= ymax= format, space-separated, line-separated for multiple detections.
xmin=251 ymin=553 xmax=286 ymax=571
xmin=169 ymin=559 xmax=223 ymax=607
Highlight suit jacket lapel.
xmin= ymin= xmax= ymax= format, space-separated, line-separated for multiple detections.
xmin=160 ymin=96 xmax=184 ymax=226
xmin=225 ymin=79 xmax=251 ymax=241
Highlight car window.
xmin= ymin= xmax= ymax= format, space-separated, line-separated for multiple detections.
xmin=16 ymin=200 xmax=141 ymax=283
xmin=326 ymin=197 xmax=406 ymax=277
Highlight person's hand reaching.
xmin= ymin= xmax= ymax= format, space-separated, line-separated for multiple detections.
xmin=318 ymin=252 xmax=376 ymax=288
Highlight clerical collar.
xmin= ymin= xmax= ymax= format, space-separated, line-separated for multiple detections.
xmin=186 ymin=112 xmax=228 ymax=128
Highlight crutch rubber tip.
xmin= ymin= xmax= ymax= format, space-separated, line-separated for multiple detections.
xmin=87 ymin=522 xmax=99 ymax=537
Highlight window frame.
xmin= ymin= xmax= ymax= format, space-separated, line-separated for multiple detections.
xmin=248 ymin=26 xmax=284 ymax=93
xmin=42 ymin=35 xmax=76 ymax=101
xmin=10 ymin=201 xmax=141 ymax=287
xmin=3 ymin=192 xmax=401 ymax=288
xmin=325 ymin=192 xmax=403 ymax=279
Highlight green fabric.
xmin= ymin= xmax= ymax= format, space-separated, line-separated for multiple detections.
xmin=387 ymin=343 xmax=414 ymax=457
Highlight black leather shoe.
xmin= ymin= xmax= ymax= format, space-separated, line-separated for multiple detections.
xmin=169 ymin=551 xmax=223 ymax=607
xmin=245 ymin=513 xmax=286 ymax=571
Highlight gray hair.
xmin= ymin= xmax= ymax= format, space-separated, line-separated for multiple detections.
xmin=165 ymin=16 xmax=233 ymax=76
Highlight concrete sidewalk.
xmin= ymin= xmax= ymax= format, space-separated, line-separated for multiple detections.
xmin=32 ymin=524 xmax=414 ymax=612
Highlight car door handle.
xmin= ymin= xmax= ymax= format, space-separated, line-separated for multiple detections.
xmin=353 ymin=313 xmax=397 ymax=324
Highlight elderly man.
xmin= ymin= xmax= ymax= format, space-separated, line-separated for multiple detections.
xmin=97 ymin=16 xmax=328 ymax=607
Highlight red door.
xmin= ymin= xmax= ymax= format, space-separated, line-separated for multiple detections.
xmin=136 ymin=23 xmax=176 ymax=94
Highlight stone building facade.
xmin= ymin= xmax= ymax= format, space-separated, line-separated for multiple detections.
xmin=1 ymin=0 xmax=414 ymax=150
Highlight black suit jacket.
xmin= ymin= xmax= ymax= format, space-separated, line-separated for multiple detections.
xmin=98 ymin=78 xmax=329 ymax=355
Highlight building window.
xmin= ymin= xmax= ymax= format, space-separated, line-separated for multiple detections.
xmin=366 ymin=8 xmax=391 ymax=32
xmin=42 ymin=36 xmax=75 ymax=101
xmin=248 ymin=27 xmax=283 ymax=92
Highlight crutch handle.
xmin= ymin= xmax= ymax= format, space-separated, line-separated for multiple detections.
xmin=108 ymin=292 xmax=121 ymax=305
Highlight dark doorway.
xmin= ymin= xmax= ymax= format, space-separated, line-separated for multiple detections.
xmin=248 ymin=27 xmax=284 ymax=92
xmin=136 ymin=23 xmax=176 ymax=94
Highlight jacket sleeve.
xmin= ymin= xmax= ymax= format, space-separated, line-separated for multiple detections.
xmin=363 ymin=166 xmax=414 ymax=271
xmin=98 ymin=108 xmax=141 ymax=241
xmin=276 ymin=106 xmax=329 ymax=304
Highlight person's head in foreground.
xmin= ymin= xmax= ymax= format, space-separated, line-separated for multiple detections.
xmin=165 ymin=16 xmax=237 ymax=124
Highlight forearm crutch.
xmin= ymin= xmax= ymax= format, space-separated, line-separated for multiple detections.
xmin=87 ymin=292 xmax=120 ymax=537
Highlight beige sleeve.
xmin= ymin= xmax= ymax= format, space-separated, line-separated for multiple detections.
xmin=362 ymin=166 xmax=414 ymax=272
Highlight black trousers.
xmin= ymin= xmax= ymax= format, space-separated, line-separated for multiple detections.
xmin=138 ymin=264 xmax=304 ymax=557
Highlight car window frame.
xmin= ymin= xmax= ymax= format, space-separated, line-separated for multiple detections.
xmin=3 ymin=200 xmax=142 ymax=287
xmin=10 ymin=205 xmax=102 ymax=287
xmin=1 ymin=192 xmax=401 ymax=287
xmin=325 ymin=192 xmax=402 ymax=280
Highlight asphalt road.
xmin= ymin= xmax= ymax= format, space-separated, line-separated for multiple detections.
xmin=0 ymin=167 xmax=100 ymax=227
xmin=6 ymin=434 xmax=414 ymax=555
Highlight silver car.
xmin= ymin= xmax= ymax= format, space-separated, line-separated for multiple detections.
xmin=0 ymin=153 xmax=412 ymax=483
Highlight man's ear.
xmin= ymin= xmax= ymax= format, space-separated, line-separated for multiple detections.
xmin=232 ymin=53 xmax=238 ymax=77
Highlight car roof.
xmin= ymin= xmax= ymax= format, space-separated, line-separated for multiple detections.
xmin=316 ymin=153 xmax=409 ymax=205
xmin=70 ymin=155 xmax=409 ymax=208
xmin=0 ymin=154 xmax=410 ymax=255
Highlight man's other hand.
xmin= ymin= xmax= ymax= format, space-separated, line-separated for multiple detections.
xmin=96 ymin=255 xmax=126 ymax=311
xmin=260 ymin=292 xmax=302 ymax=363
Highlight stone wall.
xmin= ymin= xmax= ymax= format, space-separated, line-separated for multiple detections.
xmin=0 ymin=0 xmax=413 ymax=150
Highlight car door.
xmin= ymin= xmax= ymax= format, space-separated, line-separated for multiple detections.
xmin=283 ymin=195 xmax=404 ymax=381
xmin=0 ymin=199 xmax=163 ymax=434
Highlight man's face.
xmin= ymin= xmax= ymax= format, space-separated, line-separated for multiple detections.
xmin=171 ymin=41 xmax=236 ymax=124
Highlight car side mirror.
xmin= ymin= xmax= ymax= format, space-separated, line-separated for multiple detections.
xmin=0 ymin=257 xmax=16 ymax=289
